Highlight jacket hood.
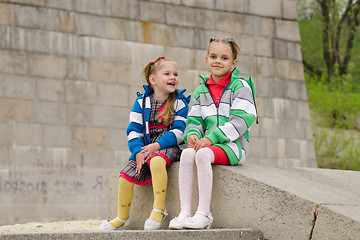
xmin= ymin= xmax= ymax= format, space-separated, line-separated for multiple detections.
xmin=138 ymin=85 xmax=190 ymax=104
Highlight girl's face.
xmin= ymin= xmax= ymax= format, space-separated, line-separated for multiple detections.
xmin=205 ymin=42 xmax=237 ymax=82
xmin=149 ymin=61 xmax=178 ymax=100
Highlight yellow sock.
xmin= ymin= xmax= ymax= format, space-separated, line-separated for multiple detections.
xmin=149 ymin=156 xmax=168 ymax=222
xmin=109 ymin=177 xmax=134 ymax=228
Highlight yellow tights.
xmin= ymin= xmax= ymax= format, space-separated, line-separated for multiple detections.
xmin=109 ymin=156 xmax=167 ymax=227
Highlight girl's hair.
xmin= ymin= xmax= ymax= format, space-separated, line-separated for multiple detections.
xmin=143 ymin=56 xmax=178 ymax=126
xmin=208 ymin=37 xmax=241 ymax=60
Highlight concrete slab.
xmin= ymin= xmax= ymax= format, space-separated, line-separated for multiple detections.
xmin=0 ymin=228 xmax=264 ymax=240
xmin=107 ymin=163 xmax=360 ymax=240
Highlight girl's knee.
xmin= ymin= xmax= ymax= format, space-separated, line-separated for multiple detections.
xmin=195 ymin=148 xmax=213 ymax=164
xmin=180 ymin=148 xmax=196 ymax=165
xmin=149 ymin=156 xmax=167 ymax=171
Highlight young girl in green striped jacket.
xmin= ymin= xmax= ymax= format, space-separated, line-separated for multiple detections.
xmin=169 ymin=37 xmax=258 ymax=230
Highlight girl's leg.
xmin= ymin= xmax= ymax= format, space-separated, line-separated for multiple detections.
xmin=193 ymin=147 xmax=214 ymax=222
xmin=178 ymin=148 xmax=196 ymax=219
xmin=109 ymin=177 xmax=134 ymax=228
xmin=149 ymin=155 xmax=168 ymax=222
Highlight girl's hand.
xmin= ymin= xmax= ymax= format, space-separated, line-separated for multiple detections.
xmin=187 ymin=135 xmax=199 ymax=148
xmin=135 ymin=152 xmax=146 ymax=174
xmin=140 ymin=142 xmax=161 ymax=160
xmin=194 ymin=137 xmax=212 ymax=151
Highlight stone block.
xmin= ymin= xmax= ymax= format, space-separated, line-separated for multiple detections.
xmin=117 ymin=63 xmax=143 ymax=86
xmin=72 ymin=126 xmax=108 ymax=150
xmin=286 ymin=79 xmax=300 ymax=100
xmin=282 ymin=0 xmax=298 ymax=20
xmin=104 ymin=18 xmax=125 ymax=40
xmin=237 ymin=55 xmax=251 ymax=76
xmin=33 ymin=101 xmax=66 ymax=125
xmin=0 ymin=98 xmax=31 ymax=122
xmin=260 ymin=18 xmax=274 ymax=38
xmin=140 ymin=1 xmax=165 ymax=23
xmin=165 ymin=47 xmax=196 ymax=70
xmin=248 ymin=0 xmax=282 ymax=18
xmin=266 ymin=137 xmax=279 ymax=158
xmin=174 ymin=27 xmax=195 ymax=48
xmin=36 ymin=79 xmax=65 ymax=102
xmin=75 ymin=0 xmax=105 ymax=15
xmin=252 ymin=56 xmax=275 ymax=78
xmin=285 ymin=139 xmax=300 ymax=159
xmin=1 ymin=75 xmax=35 ymax=100
xmin=215 ymin=11 xmax=243 ymax=33
xmin=0 ymin=145 xmax=10 ymax=164
xmin=0 ymin=51 xmax=28 ymax=75
xmin=72 ymin=36 xmax=101 ymax=59
xmin=65 ymin=80 xmax=97 ymax=104
xmin=56 ymin=10 xmax=76 ymax=34
xmin=263 ymin=98 xmax=275 ymax=118
xmin=253 ymin=76 xmax=268 ymax=97
xmin=142 ymin=22 xmax=174 ymax=46
xmin=108 ymin=128 xmax=128 ymax=151
xmin=99 ymin=38 xmax=134 ymax=62
xmin=67 ymin=58 xmax=89 ymax=80
xmin=237 ymin=34 xmax=254 ymax=56
xmin=254 ymin=36 xmax=272 ymax=57
xmin=165 ymin=5 xmax=196 ymax=27
xmin=105 ymin=0 xmax=139 ymax=19
xmin=43 ymin=125 xmax=71 ymax=148
xmin=89 ymin=60 xmax=118 ymax=83
xmin=93 ymin=105 xmax=130 ymax=129
xmin=275 ymin=19 xmax=300 ymax=42
xmin=4 ymin=0 xmax=45 ymax=6
xmin=276 ymin=59 xmax=304 ymax=81
xmin=67 ymin=104 xmax=93 ymax=127
xmin=0 ymin=123 xmax=13 ymax=146
xmin=29 ymin=54 xmax=67 ymax=79
xmin=14 ymin=123 xmax=42 ymax=147
xmin=14 ymin=5 xmax=56 ymax=30
xmin=195 ymin=9 xmax=215 ymax=30
xmin=98 ymin=83 xmax=129 ymax=107
xmin=243 ymin=15 xmax=261 ymax=36
xmin=46 ymin=0 xmax=72 ymax=10
xmin=0 ymin=27 xmax=49 ymax=53
xmin=150 ymin=0 xmax=181 ymax=4
xmin=0 ymin=3 xmax=14 ymax=26
xmin=248 ymin=137 xmax=266 ymax=158
xmin=77 ymin=13 xmax=104 ymax=38
xmin=182 ymin=0 xmax=214 ymax=9
xmin=215 ymin=0 xmax=248 ymax=13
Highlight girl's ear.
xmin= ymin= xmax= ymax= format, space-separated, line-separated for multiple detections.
xmin=232 ymin=58 xmax=238 ymax=67
xmin=149 ymin=74 xmax=156 ymax=86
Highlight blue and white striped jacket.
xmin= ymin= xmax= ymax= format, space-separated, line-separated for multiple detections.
xmin=127 ymin=85 xmax=190 ymax=161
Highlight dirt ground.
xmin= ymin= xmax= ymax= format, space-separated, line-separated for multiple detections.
xmin=0 ymin=219 xmax=105 ymax=233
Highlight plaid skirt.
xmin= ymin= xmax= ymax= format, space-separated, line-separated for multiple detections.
xmin=120 ymin=95 xmax=181 ymax=185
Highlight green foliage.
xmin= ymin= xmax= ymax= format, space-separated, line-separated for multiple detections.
xmin=314 ymin=128 xmax=360 ymax=170
xmin=306 ymin=73 xmax=360 ymax=129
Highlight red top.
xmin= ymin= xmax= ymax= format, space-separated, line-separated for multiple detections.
xmin=207 ymin=71 xmax=232 ymax=107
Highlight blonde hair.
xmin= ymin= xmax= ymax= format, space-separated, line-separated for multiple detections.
xmin=143 ymin=56 xmax=178 ymax=126
xmin=208 ymin=37 xmax=241 ymax=60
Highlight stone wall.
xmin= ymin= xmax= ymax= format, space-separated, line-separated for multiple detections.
xmin=0 ymin=0 xmax=317 ymax=225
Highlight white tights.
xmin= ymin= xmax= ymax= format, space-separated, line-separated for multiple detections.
xmin=178 ymin=147 xmax=214 ymax=219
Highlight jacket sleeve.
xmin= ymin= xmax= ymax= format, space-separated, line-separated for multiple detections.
xmin=184 ymin=93 xmax=206 ymax=143
xmin=155 ymin=97 xmax=189 ymax=149
xmin=205 ymin=83 xmax=257 ymax=145
xmin=126 ymin=96 xmax=146 ymax=157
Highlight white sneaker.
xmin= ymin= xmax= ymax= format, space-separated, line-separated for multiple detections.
xmin=144 ymin=209 xmax=168 ymax=230
xmin=169 ymin=212 xmax=191 ymax=230
xmin=99 ymin=217 xmax=129 ymax=231
xmin=183 ymin=211 xmax=213 ymax=229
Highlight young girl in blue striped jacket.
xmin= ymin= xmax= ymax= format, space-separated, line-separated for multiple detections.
xmin=100 ymin=56 xmax=189 ymax=231
xmin=169 ymin=38 xmax=258 ymax=230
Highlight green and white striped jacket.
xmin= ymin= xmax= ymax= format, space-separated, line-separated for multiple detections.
xmin=184 ymin=68 xmax=257 ymax=165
